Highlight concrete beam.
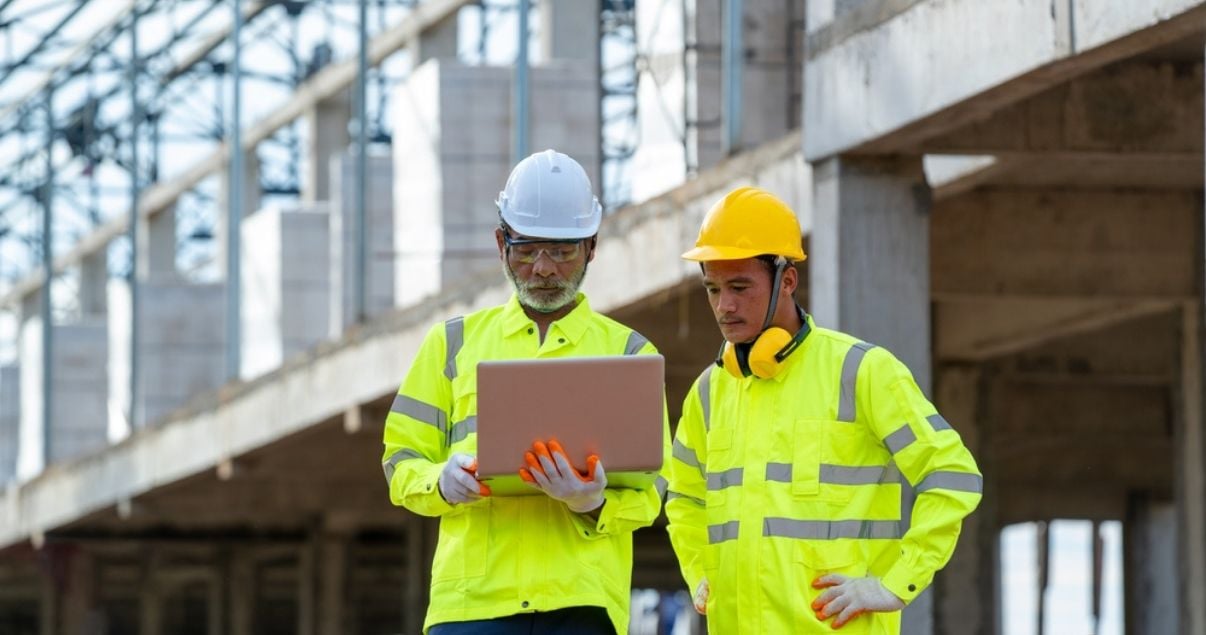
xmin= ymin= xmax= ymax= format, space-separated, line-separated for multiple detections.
xmin=932 ymin=189 xmax=1198 ymax=301
xmin=924 ymin=61 xmax=1203 ymax=156
xmin=936 ymin=298 xmax=1178 ymax=362
xmin=804 ymin=0 xmax=1206 ymax=160
xmin=0 ymin=0 xmax=475 ymax=311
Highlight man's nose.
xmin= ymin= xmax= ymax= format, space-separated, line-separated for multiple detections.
xmin=715 ymin=290 xmax=738 ymax=313
xmin=531 ymin=252 xmax=557 ymax=277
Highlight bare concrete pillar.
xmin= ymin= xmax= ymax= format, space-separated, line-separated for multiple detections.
xmin=140 ymin=551 xmax=162 ymax=635
xmin=137 ymin=205 xmax=177 ymax=281
xmin=933 ymin=366 xmax=994 ymax=635
xmin=540 ymin=0 xmax=599 ymax=65
xmin=298 ymin=539 xmax=316 ymax=635
xmin=79 ymin=251 xmax=107 ymax=316
xmin=411 ymin=12 xmax=457 ymax=65
xmin=810 ymin=155 xmax=933 ymax=635
xmin=1178 ymin=302 xmax=1206 ymax=634
xmin=1124 ymin=495 xmax=1179 ymax=635
xmin=39 ymin=565 xmax=56 ymax=635
xmin=59 ymin=548 xmax=97 ymax=635
xmin=304 ymin=91 xmax=351 ymax=204
xmin=318 ymin=534 xmax=347 ymax=635
xmin=216 ymin=149 xmax=260 ymax=277
xmin=228 ymin=549 xmax=254 ymax=635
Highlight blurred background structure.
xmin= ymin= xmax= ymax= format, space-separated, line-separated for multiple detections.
xmin=0 ymin=1 xmax=1203 ymax=634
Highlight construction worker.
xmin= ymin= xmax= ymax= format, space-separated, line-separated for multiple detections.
xmin=382 ymin=149 xmax=670 ymax=635
xmin=665 ymin=187 xmax=982 ymax=633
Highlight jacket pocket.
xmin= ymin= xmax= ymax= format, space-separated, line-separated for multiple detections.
xmin=792 ymin=419 xmax=824 ymax=497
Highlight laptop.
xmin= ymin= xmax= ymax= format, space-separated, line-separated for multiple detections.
xmin=475 ymin=354 xmax=665 ymax=496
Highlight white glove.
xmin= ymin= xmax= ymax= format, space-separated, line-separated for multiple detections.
xmin=692 ymin=578 xmax=709 ymax=615
xmin=520 ymin=440 xmax=606 ymax=513
xmin=438 ymin=453 xmax=491 ymax=505
xmin=810 ymin=574 xmax=904 ymax=628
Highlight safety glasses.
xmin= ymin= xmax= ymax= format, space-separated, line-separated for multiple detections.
xmin=503 ymin=231 xmax=584 ymax=264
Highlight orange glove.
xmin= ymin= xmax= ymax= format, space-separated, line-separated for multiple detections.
xmin=811 ymin=574 xmax=904 ymax=629
xmin=518 ymin=439 xmax=606 ymax=513
xmin=438 ymin=453 xmax=491 ymax=504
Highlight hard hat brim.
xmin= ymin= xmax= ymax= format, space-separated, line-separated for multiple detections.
xmin=681 ymin=245 xmax=805 ymax=262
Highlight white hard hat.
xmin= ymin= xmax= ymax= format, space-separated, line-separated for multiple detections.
xmin=496 ymin=149 xmax=601 ymax=239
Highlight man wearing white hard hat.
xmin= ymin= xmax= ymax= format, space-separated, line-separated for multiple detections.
xmin=382 ymin=150 xmax=671 ymax=635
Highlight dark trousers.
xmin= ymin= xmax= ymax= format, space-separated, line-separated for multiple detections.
xmin=428 ymin=606 xmax=615 ymax=635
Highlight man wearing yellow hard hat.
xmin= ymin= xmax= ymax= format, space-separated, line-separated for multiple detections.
xmin=664 ymin=186 xmax=982 ymax=633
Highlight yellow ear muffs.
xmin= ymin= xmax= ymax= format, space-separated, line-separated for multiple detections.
xmin=720 ymin=341 xmax=746 ymax=378
xmin=747 ymin=327 xmax=793 ymax=378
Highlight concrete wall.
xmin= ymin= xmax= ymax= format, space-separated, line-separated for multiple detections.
xmin=0 ymin=364 xmax=17 ymax=483
xmin=631 ymin=0 xmax=802 ymax=202
xmin=330 ymin=151 xmax=395 ymax=338
xmin=109 ymin=279 xmax=225 ymax=429
xmin=16 ymin=318 xmax=108 ymax=478
xmin=242 ymin=204 xmax=332 ymax=380
xmin=391 ymin=59 xmax=600 ymax=307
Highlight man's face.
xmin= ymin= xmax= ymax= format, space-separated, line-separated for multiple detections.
xmin=496 ymin=228 xmax=594 ymax=313
xmin=702 ymin=259 xmax=775 ymax=344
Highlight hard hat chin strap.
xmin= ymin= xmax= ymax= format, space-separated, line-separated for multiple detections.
xmin=759 ymin=256 xmax=789 ymax=334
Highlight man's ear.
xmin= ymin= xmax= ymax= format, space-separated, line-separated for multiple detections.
xmin=781 ymin=264 xmax=798 ymax=296
xmin=586 ymin=236 xmax=598 ymax=263
xmin=495 ymin=228 xmax=506 ymax=261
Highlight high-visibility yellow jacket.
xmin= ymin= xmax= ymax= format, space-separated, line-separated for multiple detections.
xmin=666 ymin=315 xmax=982 ymax=634
xmin=383 ymin=293 xmax=671 ymax=635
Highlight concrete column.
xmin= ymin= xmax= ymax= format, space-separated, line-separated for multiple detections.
xmin=540 ymin=0 xmax=599 ymax=65
xmin=304 ymin=91 xmax=351 ymax=204
xmin=79 ymin=251 xmax=107 ymax=316
xmin=297 ymin=539 xmax=316 ymax=635
xmin=811 ymin=155 xmax=931 ymax=382
xmin=0 ymin=363 xmax=19 ymax=484
xmin=933 ymin=366 xmax=994 ymax=635
xmin=38 ymin=566 xmax=56 ymax=635
xmin=139 ymin=551 xmax=162 ymax=635
xmin=216 ymin=149 xmax=260 ymax=277
xmin=1178 ymin=302 xmax=1206 ymax=635
xmin=411 ymin=12 xmax=457 ymax=65
xmin=60 ymin=548 xmax=97 ymax=635
xmin=810 ymin=155 xmax=932 ymax=635
xmin=136 ymin=204 xmax=177 ymax=281
xmin=317 ymin=535 xmax=347 ymax=635
xmin=228 ymin=549 xmax=254 ymax=635
xmin=1124 ymin=495 xmax=1179 ymax=635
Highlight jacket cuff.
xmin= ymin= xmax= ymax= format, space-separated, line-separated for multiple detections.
xmin=879 ymin=557 xmax=932 ymax=605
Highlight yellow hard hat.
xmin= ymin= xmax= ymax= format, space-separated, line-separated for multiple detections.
xmin=681 ymin=186 xmax=806 ymax=262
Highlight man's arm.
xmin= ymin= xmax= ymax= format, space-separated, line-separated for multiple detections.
xmin=859 ymin=348 xmax=984 ymax=604
xmin=381 ymin=322 xmax=460 ymax=517
xmin=665 ymin=368 xmax=712 ymax=601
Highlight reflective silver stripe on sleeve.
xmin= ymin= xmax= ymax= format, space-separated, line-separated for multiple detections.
xmin=673 ymin=439 xmax=706 ymax=477
xmin=927 ymin=414 xmax=952 ymax=432
xmin=763 ymin=518 xmax=902 ymax=540
xmin=706 ymin=468 xmax=744 ymax=491
xmin=837 ymin=342 xmax=875 ymax=422
xmin=667 ymin=490 xmax=705 ymax=506
xmin=448 ymin=416 xmax=477 ymax=444
xmin=765 ymin=462 xmax=792 ymax=482
xmin=708 ymin=521 xmax=740 ymax=544
xmin=444 ymin=316 xmax=464 ymax=380
xmin=917 ymin=471 xmax=983 ymax=494
xmin=382 ymin=448 xmax=425 ymax=483
xmin=390 ymin=394 xmax=448 ymax=435
xmin=654 ymin=476 xmax=669 ymax=499
xmin=624 ymin=331 xmax=649 ymax=355
xmin=698 ymin=368 xmax=712 ymax=432
xmin=884 ymin=424 xmax=917 ymax=455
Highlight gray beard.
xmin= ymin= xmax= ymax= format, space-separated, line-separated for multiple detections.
xmin=504 ymin=261 xmax=587 ymax=313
